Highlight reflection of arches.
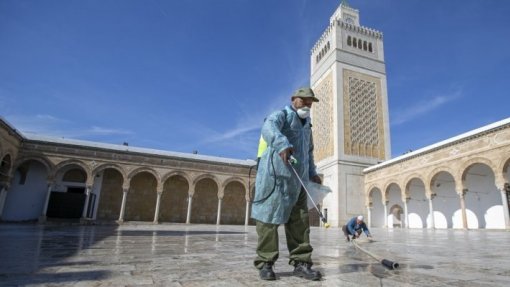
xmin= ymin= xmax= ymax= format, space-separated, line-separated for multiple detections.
xmin=160 ymin=175 xmax=189 ymax=223
xmin=125 ymin=172 xmax=157 ymax=221
xmin=191 ymin=178 xmax=218 ymax=224
xmin=389 ymin=204 xmax=403 ymax=228
xmin=2 ymin=160 xmax=48 ymax=221
xmin=96 ymin=168 xmax=124 ymax=220
xmin=221 ymin=181 xmax=245 ymax=225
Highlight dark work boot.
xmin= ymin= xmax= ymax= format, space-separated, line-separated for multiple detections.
xmin=259 ymin=262 xmax=276 ymax=280
xmin=293 ymin=262 xmax=322 ymax=281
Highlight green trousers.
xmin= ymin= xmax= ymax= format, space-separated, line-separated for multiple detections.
xmin=254 ymin=188 xmax=313 ymax=269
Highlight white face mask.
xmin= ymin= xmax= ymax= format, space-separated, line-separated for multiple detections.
xmin=296 ymin=107 xmax=310 ymax=119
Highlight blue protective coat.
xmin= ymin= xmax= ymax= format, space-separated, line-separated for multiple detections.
xmin=251 ymin=105 xmax=318 ymax=225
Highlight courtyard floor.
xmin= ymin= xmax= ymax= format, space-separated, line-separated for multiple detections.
xmin=0 ymin=222 xmax=509 ymax=286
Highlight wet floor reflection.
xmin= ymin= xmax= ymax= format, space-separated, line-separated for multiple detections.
xmin=1 ymin=225 xmax=509 ymax=286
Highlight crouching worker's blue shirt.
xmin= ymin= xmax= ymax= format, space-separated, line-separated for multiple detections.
xmin=346 ymin=217 xmax=371 ymax=236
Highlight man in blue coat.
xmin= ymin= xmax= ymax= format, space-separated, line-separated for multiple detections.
xmin=342 ymin=215 xmax=372 ymax=242
xmin=251 ymin=87 xmax=322 ymax=281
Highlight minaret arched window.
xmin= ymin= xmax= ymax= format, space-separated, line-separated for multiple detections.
xmin=368 ymin=42 xmax=373 ymax=53
xmin=347 ymin=36 xmax=352 ymax=46
xmin=353 ymin=37 xmax=357 ymax=48
xmin=358 ymin=39 xmax=362 ymax=49
xmin=363 ymin=41 xmax=367 ymax=51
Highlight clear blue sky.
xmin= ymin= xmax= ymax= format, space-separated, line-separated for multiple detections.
xmin=1 ymin=0 xmax=509 ymax=160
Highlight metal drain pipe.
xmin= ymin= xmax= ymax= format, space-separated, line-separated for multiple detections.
xmin=351 ymin=240 xmax=399 ymax=269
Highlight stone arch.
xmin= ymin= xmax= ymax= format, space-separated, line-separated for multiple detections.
xmin=367 ymin=184 xmax=382 ymax=205
xmin=92 ymin=164 xmax=127 ymax=181
xmin=191 ymin=176 xmax=219 ymax=224
xmin=125 ymin=170 xmax=158 ymax=222
xmin=499 ymin=156 xmax=510 ymax=184
xmin=2 ymin=158 xmax=50 ymax=221
xmin=403 ymin=173 xmax=426 ymax=198
xmin=385 ymin=182 xmax=404 ymax=228
xmin=367 ymin=186 xmax=384 ymax=228
xmin=193 ymin=173 xmax=219 ymax=187
xmin=221 ymin=176 xmax=247 ymax=198
xmin=428 ymin=166 xmax=456 ymax=195
xmin=404 ymin=176 xmax=428 ymax=228
xmin=160 ymin=173 xmax=190 ymax=223
xmin=54 ymin=159 xmax=91 ymax=183
xmin=95 ymin=167 xmax=124 ymax=221
xmin=162 ymin=171 xmax=192 ymax=189
xmin=221 ymin=180 xmax=246 ymax=225
xmin=460 ymin=157 xmax=497 ymax=182
xmin=383 ymin=181 xmax=401 ymax=202
xmin=13 ymin=156 xmax=54 ymax=179
xmin=461 ymin=160 xmax=502 ymax=229
xmin=127 ymin=167 xmax=160 ymax=183
xmin=389 ymin=204 xmax=404 ymax=228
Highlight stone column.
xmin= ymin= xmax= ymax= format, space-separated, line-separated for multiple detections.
xmin=118 ymin=188 xmax=129 ymax=223
xmin=366 ymin=205 xmax=372 ymax=228
xmin=459 ymin=189 xmax=468 ymax=229
xmin=499 ymin=184 xmax=510 ymax=229
xmin=383 ymin=201 xmax=388 ymax=228
xmin=81 ymin=186 xmax=92 ymax=219
xmin=244 ymin=200 xmax=250 ymax=226
xmin=153 ymin=190 xmax=163 ymax=224
xmin=186 ymin=194 xmax=193 ymax=224
xmin=428 ymin=195 xmax=436 ymax=229
xmin=216 ymin=198 xmax=222 ymax=225
xmin=403 ymin=198 xmax=409 ymax=229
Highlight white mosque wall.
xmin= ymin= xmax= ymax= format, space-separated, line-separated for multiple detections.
xmin=3 ymin=161 xmax=48 ymax=221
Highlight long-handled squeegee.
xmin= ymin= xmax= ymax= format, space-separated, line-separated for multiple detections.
xmin=288 ymin=156 xmax=330 ymax=228
xmin=351 ymin=239 xmax=399 ymax=269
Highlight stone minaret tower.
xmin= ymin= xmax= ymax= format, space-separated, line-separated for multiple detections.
xmin=310 ymin=2 xmax=391 ymax=227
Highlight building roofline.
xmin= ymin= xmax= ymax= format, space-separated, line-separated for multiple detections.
xmin=22 ymin=133 xmax=256 ymax=167
xmin=364 ymin=117 xmax=510 ymax=173
xmin=0 ymin=116 xmax=25 ymax=141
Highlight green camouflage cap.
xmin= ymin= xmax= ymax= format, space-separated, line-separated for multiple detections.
xmin=292 ymin=87 xmax=319 ymax=102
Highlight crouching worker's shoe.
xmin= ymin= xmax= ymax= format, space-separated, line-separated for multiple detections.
xmin=259 ymin=262 xmax=276 ymax=280
xmin=293 ymin=262 xmax=322 ymax=281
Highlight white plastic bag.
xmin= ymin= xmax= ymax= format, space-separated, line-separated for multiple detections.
xmin=304 ymin=181 xmax=332 ymax=210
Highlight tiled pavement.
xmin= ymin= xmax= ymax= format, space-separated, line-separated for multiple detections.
xmin=1 ymin=223 xmax=509 ymax=286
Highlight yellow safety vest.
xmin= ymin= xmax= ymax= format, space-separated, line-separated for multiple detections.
xmin=257 ymin=135 xmax=267 ymax=158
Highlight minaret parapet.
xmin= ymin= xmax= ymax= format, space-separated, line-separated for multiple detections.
xmin=338 ymin=20 xmax=383 ymax=39
xmin=311 ymin=21 xmax=336 ymax=53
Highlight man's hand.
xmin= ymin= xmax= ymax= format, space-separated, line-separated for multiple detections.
xmin=279 ymin=147 xmax=294 ymax=164
xmin=311 ymin=175 xmax=322 ymax=184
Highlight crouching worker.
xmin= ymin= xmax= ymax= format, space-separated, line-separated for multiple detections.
xmin=251 ymin=87 xmax=322 ymax=281
xmin=342 ymin=215 xmax=372 ymax=242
